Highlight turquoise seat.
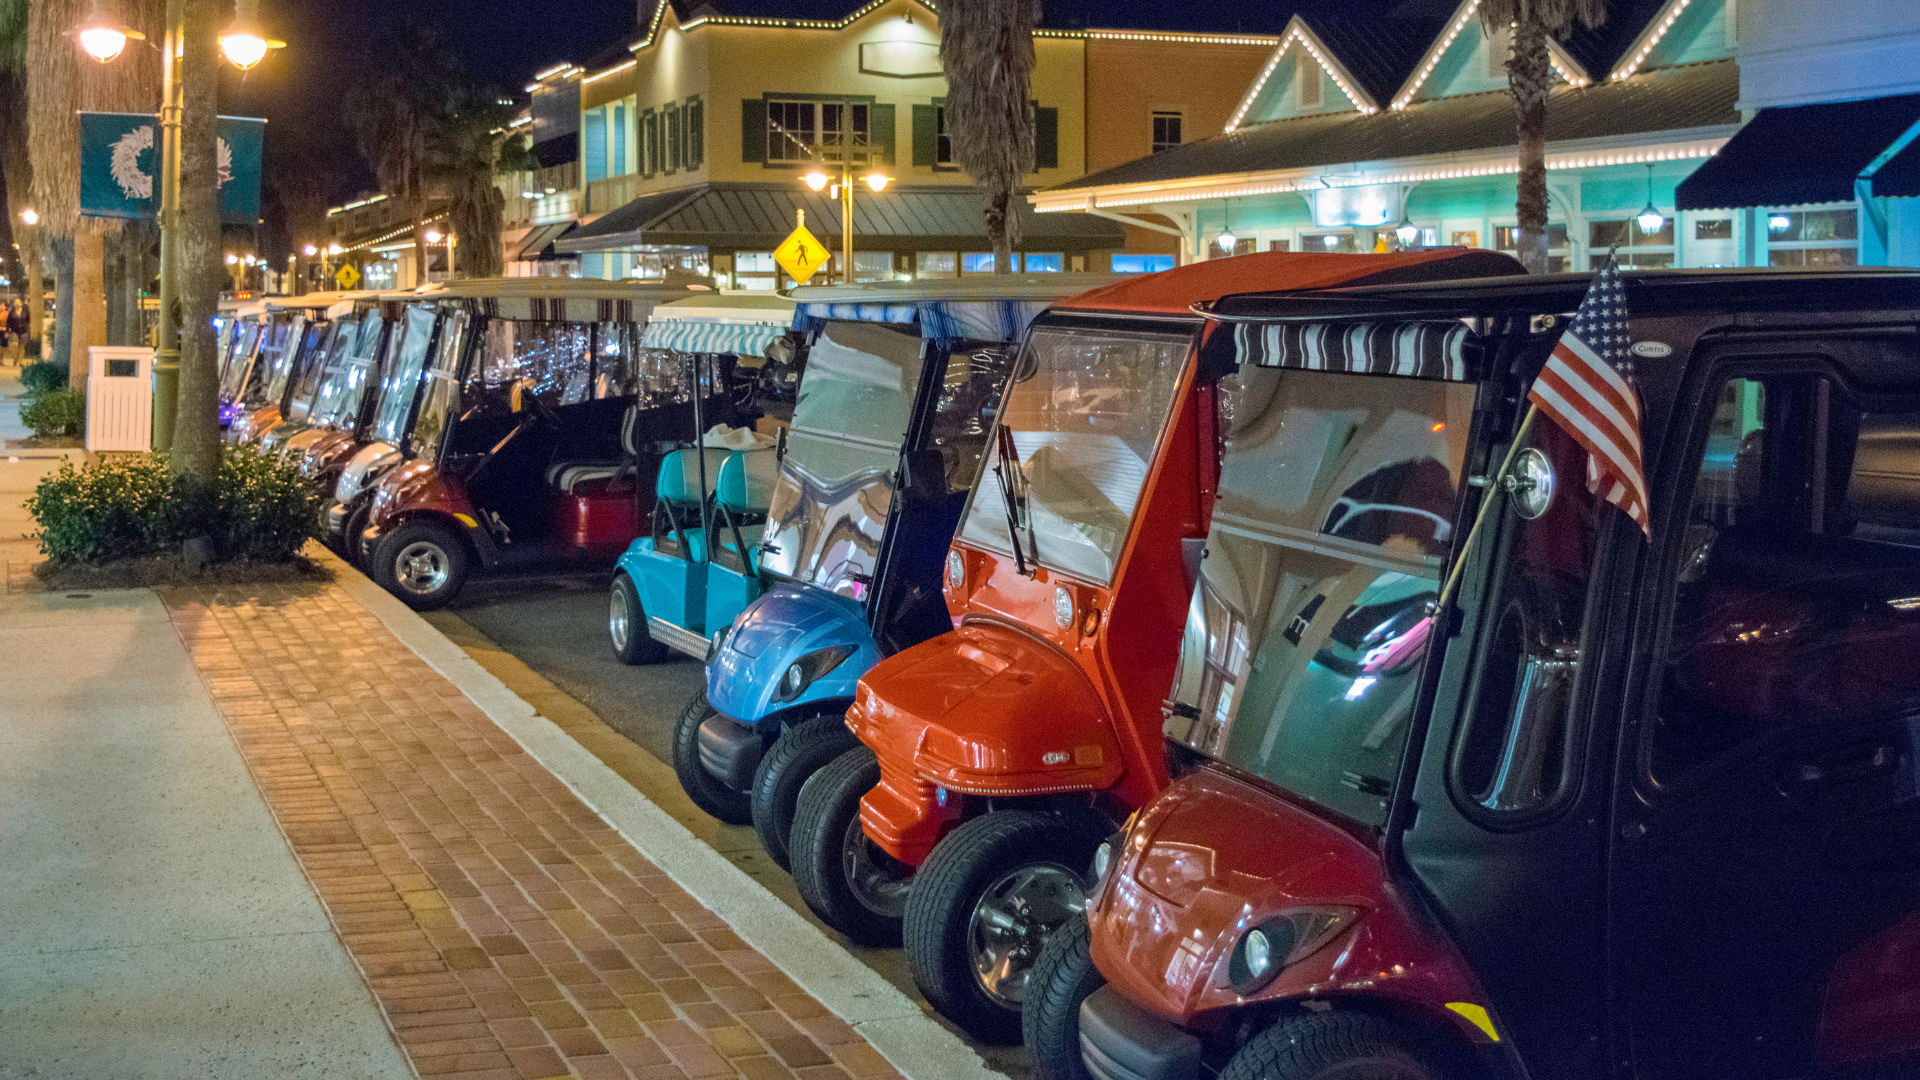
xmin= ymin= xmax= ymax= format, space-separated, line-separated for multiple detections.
xmin=653 ymin=448 xmax=732 ymax=562
xmin=710 ymin=448 xmax=775 ymax=574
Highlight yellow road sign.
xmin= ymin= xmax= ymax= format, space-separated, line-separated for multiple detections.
xmin=774 ymin=225 xmax=829 ymax=285
xmin=334 ymin=263 xmax=361 ymax=289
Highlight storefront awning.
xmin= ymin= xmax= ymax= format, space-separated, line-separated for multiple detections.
xmin=794 ymin=299 xmax=1053 ymax=342
xmin=512 ymin=221 xmax=577 ymax=261
xmin=1218 ymin=320 xmax=1474 ymax=382
xmin=1872 ymin=136 xmax=1920 ymax=199
xmin=557 ymin=182 xmax=1124 ymax=255
xmin=1676 ymin=93 xmax=1920 ymax=211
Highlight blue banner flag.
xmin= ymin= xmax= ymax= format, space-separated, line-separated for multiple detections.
xmin=79 ymin=111 xmax=266 ymax=224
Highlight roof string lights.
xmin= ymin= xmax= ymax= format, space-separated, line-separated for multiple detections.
xmin=1226 ymin=19 xmax=1376 ymax=133
xmin=583 ymin=59 xmax=635 ymax=83
xmin=1032 ymin=141 xmax=1724 ymax=212
xmin=1613 ymin=0 xmax=1692 ymax=79
xmin=1393 ymin=0 xmax=1481 ymax=110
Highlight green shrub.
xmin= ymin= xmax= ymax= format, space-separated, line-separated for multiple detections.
xmin=25 ymin=444 xmax=322 ymax=565
xmin=19 ymin=359 xmax=67 ymax=396
xmin=20 ymin=388 xmax=85 ymax=439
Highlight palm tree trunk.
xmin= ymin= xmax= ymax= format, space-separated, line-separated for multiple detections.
xmin=47 ymin=234 xmax=72 ymax=373
xmin=1507 ymin=17 xmax=1552 ymax=275
xmin=985 ymin=190 xmax=1012 ymax=272
xmin=171 ymin=0 xmax=221 ymax=482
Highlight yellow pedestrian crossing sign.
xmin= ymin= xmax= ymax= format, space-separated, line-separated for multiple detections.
xmin=334 ymin=263 xmax=360 ymax=289
xmin=774 ymin=224 xmax=829 ymax=285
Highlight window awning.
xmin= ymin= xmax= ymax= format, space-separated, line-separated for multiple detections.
xmin=1676 ymin=93 xmax=1920 ymax=211
xmin=511 ymin=221 xmax=577 ymax=261
xmin=1211 ymin=320 xmax=1476 ymax=382
xmin=794 ymin=299 xmax=1054 ymax=342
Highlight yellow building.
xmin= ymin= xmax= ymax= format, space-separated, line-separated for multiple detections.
xmin=514 ymin=0 xmax=1279 ymax=285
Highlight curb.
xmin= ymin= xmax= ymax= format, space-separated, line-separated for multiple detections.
xmin=323 ymin=549 xmax=1002 ymax=1080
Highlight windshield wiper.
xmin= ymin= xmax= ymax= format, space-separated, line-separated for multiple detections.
xmin=993 ymin=426 xmax=1039 ymax=577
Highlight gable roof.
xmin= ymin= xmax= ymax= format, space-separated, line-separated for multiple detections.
xmin=1305 ymin=11 xmax=1450 ymax=108
xmin=1559 ymin=0 xmax=1680 ymax=79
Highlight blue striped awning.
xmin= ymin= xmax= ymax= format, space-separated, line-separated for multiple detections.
xmin=795 ymin=299 xmax=1052 ymax=343
xmin=641 ymin=317 xmax=788 ymax=356
xmin=1232 ymin=320 xmax=1474 ymax=381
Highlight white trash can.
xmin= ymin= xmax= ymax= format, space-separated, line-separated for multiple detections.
xmin=85 ymin=346 xmax=154 ymax=452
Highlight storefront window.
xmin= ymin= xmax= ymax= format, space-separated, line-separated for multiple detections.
xmin=1111 ymin=254 xmax=1174 ymax=273
xmin=1589 ymin=218 xmax=1675 ymax=268
xmin=1301 ymin=232 xmax=1358 ymax=253
xmin=961 ymin=252 xmax=997 ymax=273
xmin=1496 ymin=224 xmax=1571 ymax=272
xmin=1766 ymin=207 xmax=1858 ymax=267
xmin=918 ymin=251 xmax=959 ymax=278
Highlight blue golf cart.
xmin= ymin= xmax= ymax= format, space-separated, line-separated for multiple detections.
xmin=662 ymin=276 xmax=1118 ymax=859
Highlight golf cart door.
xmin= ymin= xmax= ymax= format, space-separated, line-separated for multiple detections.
xmin=1612 ymin=359 xmax=1920 ymax=1079
xmin=1400 ymin=401 xmax=1615 ymax=1079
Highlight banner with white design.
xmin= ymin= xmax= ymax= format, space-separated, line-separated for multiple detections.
xmin=78 ymin=111 xmax=265 ymax=224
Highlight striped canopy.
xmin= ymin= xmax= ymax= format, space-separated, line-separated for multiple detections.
xmin=1230 ymin=320 xmax=1475 ymax=381
xmin=795 ymin=299 xmax=1052 ymax=344
xmin=641 ymin=316 xmax=789 ymax=357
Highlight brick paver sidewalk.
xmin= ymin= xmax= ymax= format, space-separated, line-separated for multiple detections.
xmin=160 ymin=579 xmax=906 ymax=1080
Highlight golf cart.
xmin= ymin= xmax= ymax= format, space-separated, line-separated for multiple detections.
xmin=664 ymin=277 xmax=1119 ymax=852
xmin=215 ymin=299 xmax=271 ymax=427
xmin=260 ymin=295 xmax=394 ymax=457
xmin=230 ymin=292 xmax=382 ymax=448
xmin=355 ymin=277 xmax=708 ymax=609
xmin=1030 ymin=267 xmax=1920 ymax=1080
xmin=786 ymin=251 xmax=1523 ymax=1043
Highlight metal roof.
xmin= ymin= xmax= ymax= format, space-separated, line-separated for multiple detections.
xmin=558 ymin=183 xmax=1126 ymax=254
xmin=1306 ymin=11 xmax=1451 ymax=109
xmin=667 ymin=0 xmax=1293 ymax=34
xmin=1053 ymin=58 xmax=1738 ymax=194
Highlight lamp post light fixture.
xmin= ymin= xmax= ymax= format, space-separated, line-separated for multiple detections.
xmin=791 ymin=99 xmax=891 ymax=285
xmin=1395 ymin=214 xmax=1421 ymax=248
xmin=1634 ymin=164 xmax=1667 ymax=237
xmin=218 ymin=0 xmax=285 ymax=71
xmin=74 ymin=0 xmax=146 ymax=63
xmin=19 ymin=208 xmax=38 ymax=226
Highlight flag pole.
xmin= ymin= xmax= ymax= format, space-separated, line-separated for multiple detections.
xmin=1436 ymin=403 xmax=1539 ymax=611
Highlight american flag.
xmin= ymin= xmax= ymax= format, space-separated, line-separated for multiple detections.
xmin=1526 ymin=258 xmax=1650 ymax=536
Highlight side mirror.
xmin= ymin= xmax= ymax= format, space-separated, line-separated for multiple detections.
xmin=774 ymin=425 xmax=789 ymax=466
xmin=900 ymin=447 xmax=949 ymax=504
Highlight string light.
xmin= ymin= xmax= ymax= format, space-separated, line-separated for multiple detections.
xmin=1227 ymin=20 xmax=1377 ymax=133
xmin=1613 ymin=0 xmax=1692 ymax=79
xmin=1394 ymin=0 xmax=1482 ymax=110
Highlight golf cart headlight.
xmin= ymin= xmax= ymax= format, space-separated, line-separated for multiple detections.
xmin=1228 ymin=906 xmax=1362 ymax=996
xmin=1054 ymin=586 xmax=1074 ymax=630
xmin=947 ymin=549 xmax=965 ymax=591
xmin=1090 ymin=840 xmax=1114 ymax=883
xmin=771 ymin=644 xmax=857 ymax=704
xmin=706 ymin=623 xmax=730 ymax=663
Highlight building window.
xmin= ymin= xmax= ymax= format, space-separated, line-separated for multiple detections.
xmin=686 ymin=97 xmax=704 ymax=168
xmin=665 ymin=102 xmax=682 ymax=171
xmin=1269 ymin=239 xmax=1290 ymax=252
xmin=1495 ymin=223 xmax=1572 ymax=272
xmin=768 ymin=99 xmax=870 ymax=162
xmin=1111 ymin=254 xmax=1174 ymax=273
xmin=1298 ymin=62 xmax=1322 ymax=108
xmin=1151 ymin=111 xmax=1182 ymax=153
xmin=1766 ymin=207 xmax=1858 ymax=267
xmin=935 ymin=105 xmax=953 ymax=165
xmin=1301 ymin=232 xmax=1358 ymax=253
xmin=1208 ymin=236 xmax=1257 ymax=259
xmin=961 ymin=252 xmax=997 ymax=274
xmin=917 ymin=251 xmax=958 ymax=278
xmin=1589 ymin=217 xmax=1675 ymax=268
xmin=733 ymin=252 xmax=777 ymax=290
xmin=1023 ymin=253 xmax=1064 ymax=272
xmin=822 ymin=102 xmax=871 ymax=157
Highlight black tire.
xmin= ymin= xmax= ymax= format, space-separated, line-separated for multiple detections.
xmin=1217 ymin=1012 xmax=1448 ymax=1080
xmin=609 ymin=573 xmax=669 ymax=665
xmin=672 ymin=690 xmax=753 ymax=825
xmin=751 ymin=713 xmax=860 ymax=871
xmin=1023 ymin=913 xmax=1104 ymax=1080
xmin=904 ymin=808 xmax=1110 ymax=1044
xmin=340 ymin=501 xmax=371 ymax=570
xmin=789 ymin=746 xmax=912 ymax=947
xmin=370 ymin=520 xmax=469 ymax=611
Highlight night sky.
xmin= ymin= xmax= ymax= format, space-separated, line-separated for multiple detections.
xmin=225 ymin=0 xmax=1398 ymax=218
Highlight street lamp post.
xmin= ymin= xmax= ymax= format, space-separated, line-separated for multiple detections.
xmin=799 ymin=99 xmax=890 ymax=286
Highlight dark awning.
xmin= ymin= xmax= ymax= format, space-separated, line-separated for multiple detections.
xmin=1872 ymin=136 xmax=1920 ymax=199
xmin=511 ymin=221 xmax=577 ymax=261
xmin=557 ymin=182 xmax=1124 ymax=255
xmin=1676 ymin=93 xmax=1920 ymax=210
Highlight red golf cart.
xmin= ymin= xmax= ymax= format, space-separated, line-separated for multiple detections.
xmin=786 ymin=250 xmax=1521 ymax=1042
xmin=1028 ymin=267 xmax=1920 ymax=1080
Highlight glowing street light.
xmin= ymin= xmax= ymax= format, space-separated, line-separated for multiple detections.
xmin=74 ymin=0 xmax=145 ymax=63
xmin=1634 ymin=165 xmax=1666 ymax=236
xmin=424 ymin=229 xmax=443 ymax=244
xmin=1395 ymin=214 xmax=1420 ymax=247
xmin=803 ymin=171 xmax=830 ymax=192
xmin=218 ymin=0 xmax=284 ymax=71
xmin=225 ymin=253 xmax=239 ymax=265
xmin=302 ymin=244 xmax=317 ymax=257
xmin=19 ymin=208 xmax=38 ymax=226
xmin=864 ymin=173 xmax=890 ymax=193
xmin=326 ymin=243 xmax=342 ymax=256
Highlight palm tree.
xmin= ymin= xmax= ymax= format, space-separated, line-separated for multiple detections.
xmin=1483 ymin=0 xmax=1608 ymax=273
xmin=0 ymin=0 xmax=40 ymax=349
xmin=939 ymin=0 xmax=1041 ymax=273
xmin=429 ymin=85 xmax=517 ymax=280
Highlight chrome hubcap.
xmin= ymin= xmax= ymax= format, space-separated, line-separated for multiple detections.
xmin=841 ymin=814 xmax=912 ymax=918
xmin=393 ymin=541 xmax=449 ymax=596
xmin=968 ymin=863 xmax=1087 ymax=1008
xmin=609 ymin=586 xmax=631 ymax=649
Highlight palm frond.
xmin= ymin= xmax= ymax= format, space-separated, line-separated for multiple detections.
xmin=1479 ymin=0 xmax=1609 ymax=36
xmin=939 ymin=0 xmax=1042 ymax=261
xmin=26 ymin=0 xmax=163 ymax=237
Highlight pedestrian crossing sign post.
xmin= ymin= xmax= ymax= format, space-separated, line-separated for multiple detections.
xmin=774 ymin=214 xmax=829 ymax=285
xmin=334 ymin=263 xmax=360 ymax=289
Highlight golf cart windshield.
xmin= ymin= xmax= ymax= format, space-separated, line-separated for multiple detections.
xmin=310 ymin=314 xmax=381 ymax=427
xmin=219 ymin=320 xmax=264 ymax=400
xmin=958 ymin=324 xmax=1191 ymax=585
xmin=1164 ymin=365 xmax=1475 ymax=828
xmin=285 ymin=319 xmax=342 ymax=422
xmin=762 ymin=320 xmax=927 ymax=598
xmin=257 ymin=315 xmax=309 ymax=407
xmin=406 ymin=310 xmax=471 ymax=460
xmin=370 ymin=305 xmax=439 ymax=445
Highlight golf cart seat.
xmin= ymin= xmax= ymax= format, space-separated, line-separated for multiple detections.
xmin=709 ymin=448 xmax=777 ymax=573
xmin=652 ymin=447 xmax=733 ymax=562
xmin=547 ymin=403 xmax=642 ymax=495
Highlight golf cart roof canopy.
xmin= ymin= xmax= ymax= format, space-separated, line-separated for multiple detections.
xmin=416 ymin=276 xmax=708 ymax=322
xmin=1051 ymin=250 xmax=1527 ymax=319
xmin=641 ymin=293 xmax=799 ymax=356
xmin=789 ymin=273 xmax=1124 ymax=342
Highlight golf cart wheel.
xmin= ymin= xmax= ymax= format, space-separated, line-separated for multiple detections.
xmin=371 ymin=520 xmax=469 ymax=611
xmin=1217 ymin=1012 xmax=1448 ymax=1080
xmin=751 ymin=713 xmax=860 ymax=871
xmin=903 ymin=808 xmax=1109 ymax=1045
xmin=1023 ymin=912 xmax=1104 ymax=1080
xmin=672 ymin=690 xmax=752 ymax=825
xmin=340 ymin=502 xmax=372 ymax=570
xmin=609 ymin=573 xmax=669 ymax=665
xmin=789 ymin=746 xmax=911 ymax=947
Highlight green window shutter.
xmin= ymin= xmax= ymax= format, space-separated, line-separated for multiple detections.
xmin=1034 ymin=106 xmax=1058 ymax=171
xmin=687 ymin=98 xmax=704 ymax=167
xmin=666 ymin=103 xmax=681 ymax=170
xmin=911 ymin=104 xmax=936 ymax=167
xmin=869 ymin=103 xmax=896 ymax=166
xmin=742 ymin=99 xmax=767 ymax=163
